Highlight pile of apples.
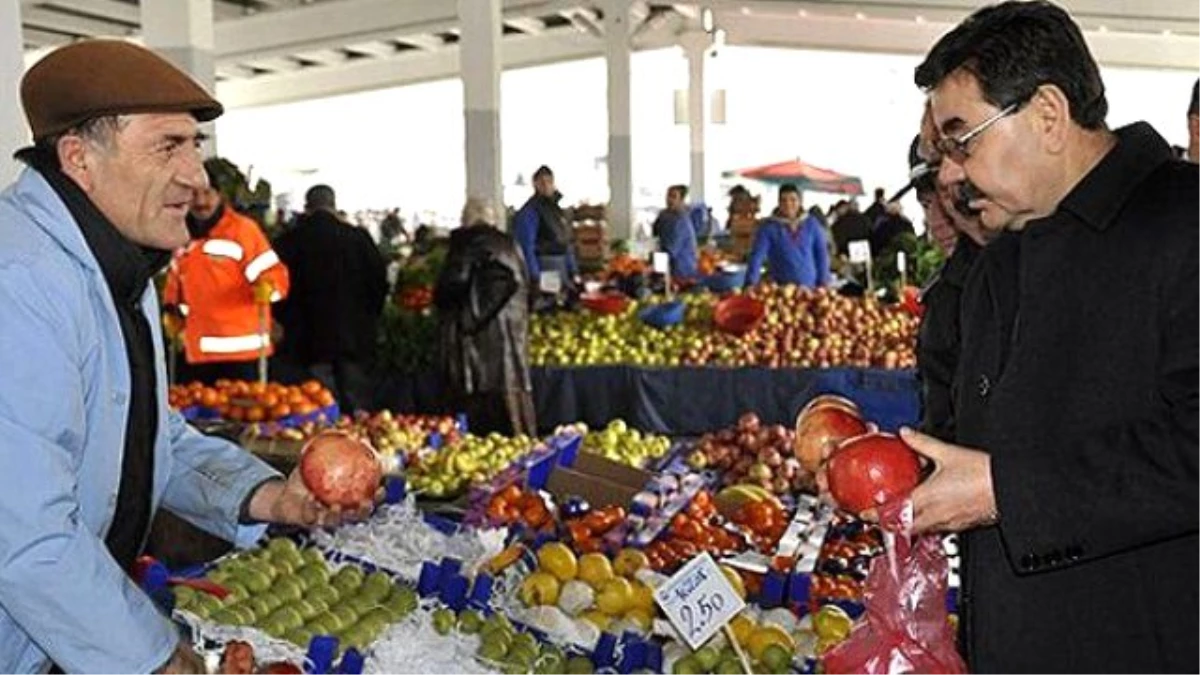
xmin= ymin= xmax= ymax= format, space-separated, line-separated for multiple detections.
xmin=406 ymin=433 xmax=542 ymax=499
xmin=578 ymin=419 xmax=672 ymax=469
xmin=529 ymin=286 xmax=917 ymax=370
xmin=686 ymin=413 xmax=810 ymax=497
xmin=168 ymin=379 xmax=335 ymax=423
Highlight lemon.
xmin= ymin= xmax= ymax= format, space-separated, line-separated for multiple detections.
xmin=729 ymin=614 xmax=757 ymax=649
xmin=537 ymin=542 xmax=579 ymax=582
xmin=518 ymin=571 xmax=561 ymax=607
xmin=812 ymin=605 xmax=854 ymax=642
xmin=579 ymin=609 xmax=612 ymax=631
xmin=622 ymin=607 xmax=654 ymax=632
xmin=747 ymin=623 xmax=795 ymax=661
xmin=612 ymin=548 xmax=650 ymax=578
xmin=577 ymin=553 xmax=616 ymax=590
xmin=719 ymin=565 xmax=746 ymax=600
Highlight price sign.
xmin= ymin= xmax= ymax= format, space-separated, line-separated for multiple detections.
xmin=897 ymin=251 xmax=907 ymax=273
xmin=652 ymin=252 xmax=671 ymax=274
xmin=654 ymin=552 xmax=746 ymax=649
xmin=538 ymin=271 xmax=562 ymax=294
xmin=848 ymin=240 xmax=871 ymax=264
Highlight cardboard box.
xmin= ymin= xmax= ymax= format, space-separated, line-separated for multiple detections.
xmin=541 ymin=451 xmax=652 ymax=510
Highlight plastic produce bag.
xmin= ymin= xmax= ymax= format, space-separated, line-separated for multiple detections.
xmin=824 ymin=499 xmax=966 ymax=674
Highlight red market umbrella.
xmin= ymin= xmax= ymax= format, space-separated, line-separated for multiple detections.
xmin=723 ymin=158 xmax=865 ymax=196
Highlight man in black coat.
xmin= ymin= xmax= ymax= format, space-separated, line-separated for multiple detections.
xmin=273 ymin=185 xmax=388 ymax=412
xmin=897 ymin=2 xmax=1198 ymax=672
xmin=434 ymin=199 xmax=535 ymax=437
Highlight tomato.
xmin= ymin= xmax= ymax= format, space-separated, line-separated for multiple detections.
xmin=498 ymin=484 xmax=522 ymax=505
xmin=299 ymin=431 xmax=382 ymax=507
xmin=566 ymin=520 xmax=591 ymax=544
xmin=677 ymin=519 xmax=705 ymax=543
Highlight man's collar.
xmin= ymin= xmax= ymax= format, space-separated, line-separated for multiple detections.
xmin=1057 ymin=122 xmax=1175 ymax=231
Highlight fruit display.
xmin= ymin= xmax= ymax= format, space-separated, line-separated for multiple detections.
xmin=424 ymin=604 xmax=590 ymax=674
xmin=579 ymin=419 xmax=672 ymax=468
xmin=485 ymin=484 xmax=555 ymax=532
xmin=809 ymin=516 xmax=885 ymax=610
xmin=405 ymin=433 xmax=542 ymax=499
xmin=299 ymin=431 xmax=384 ymax=508
xmin=826 ymin=432 xmax=922 ymax=514
xmin=336 ymin=410 xmax=460 ymax=462
xmin=168 ymin=379 xmax=336 ymax=424
xmin=175 ymin=538 xmax=419 ymax=654
xmin=663 ymin=612 xmax=802 ymax=675
xmin=563 ymin=505 xmax=628 ymax=554
xmin=793 ymin=395 xmax=868 ymax=473
xmin=686 ymin=413 xmax=810 ymax=497
xmin=643 ymin=491 xmax=748 ymax=573
xmin=530 ymin=286 xmax=917 ymax=370
xmin=395 ymin=284 xmax=434 ymax=311
xmin=517 ymin=543 xmax=660 ymax=637
xmin=604 ymin=253 xmax=649 ymax=279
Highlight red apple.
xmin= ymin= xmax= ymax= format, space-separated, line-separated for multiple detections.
xmin=826 ymin=432 xmax=922 ymax=514
xmin=794 ymin=399 xmax=869 ymax=473
xmin=299 ymin=431 xmax=382 ymax=508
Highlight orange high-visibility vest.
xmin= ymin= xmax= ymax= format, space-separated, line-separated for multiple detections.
xmin=164 ymin=208 xmax=290 ymax=364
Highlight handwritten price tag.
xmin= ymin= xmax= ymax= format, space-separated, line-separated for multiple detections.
xmin=652 ymin=252 xmax=671 ymax=274
xmin=538 ymin=271 xmax=562 ymax=294
xmin=848 ymin=240 xmax=871 ymax=264
xmin=654 ymin=552 xmax=746 ymax=649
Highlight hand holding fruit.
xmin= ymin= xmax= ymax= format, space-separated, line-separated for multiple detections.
xmin=900 ymin=427 xmax=998 ymax=534
xmin=247 ymin=470 xmax=376 ymax=529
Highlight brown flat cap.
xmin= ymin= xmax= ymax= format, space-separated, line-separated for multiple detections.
xmin=21 ymin=39 xmax=224 ymax=141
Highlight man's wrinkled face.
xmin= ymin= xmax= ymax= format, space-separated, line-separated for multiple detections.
xmin=66 ymin=113 xmax=207 ymax=250
xmin=929 ymin=70 xmax=1041 ymax=232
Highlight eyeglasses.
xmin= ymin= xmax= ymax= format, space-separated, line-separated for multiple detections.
xmin=935 ymin=102 xmax=1022 ymax=163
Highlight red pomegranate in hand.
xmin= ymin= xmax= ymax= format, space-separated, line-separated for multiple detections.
xmin=299 ymin=431 xmax=382 ymax=508
xmin=794 ymin=395 xmax=868 ymax=472
xmin=826 ymin=432 xmax=922 ymax=514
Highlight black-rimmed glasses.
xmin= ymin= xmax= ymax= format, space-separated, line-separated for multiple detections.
xmin=935 ymin=102 xmax=1021 ymax=163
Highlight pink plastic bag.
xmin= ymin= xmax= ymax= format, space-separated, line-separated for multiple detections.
xmin=824 ymin=500 xmax=967 ymax=674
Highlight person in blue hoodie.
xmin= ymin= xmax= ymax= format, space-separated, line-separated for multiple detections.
xmin=651 ymin=184 xmax=698 ymax=278
xmin=744 ymin=183 xmax=831 ymax=287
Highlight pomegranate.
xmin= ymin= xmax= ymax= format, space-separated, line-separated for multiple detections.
xmin=793 ymin=401 xmax=869 ymax=473
xmin=299 ymin=431 xmax=382 ymax=508
xmin=826 ymin=432 xmax=922 ymax=514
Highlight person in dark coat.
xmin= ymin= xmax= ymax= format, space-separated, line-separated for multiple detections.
xmin=512 ymin=165 xmax=576 ymax=287
xmin=829 ymin=199 xmax=871 ymax=257
xmin=895 ymin=3 xmax=1198 ymax=672
xmin=434 ymin=198 xmax=536 ymax=437
xmin=903 ymin=105 xmax=991 ymax=443
xmin=273 ymin=184 xmax=389 ymax=412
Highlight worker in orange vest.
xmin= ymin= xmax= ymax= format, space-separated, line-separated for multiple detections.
xmin=164 ymin=165 xmax=290 ymax=384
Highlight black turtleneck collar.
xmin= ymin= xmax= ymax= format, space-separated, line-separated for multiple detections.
xmin=21 ymin=148 xmax=170 ymax=305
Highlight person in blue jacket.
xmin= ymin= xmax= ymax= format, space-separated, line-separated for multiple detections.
xmin=512 ymin=165 xmax=577 ymax=288
xmin=651 ymin=184 xmax=698 ymax=278
xmin=0 ymin=40 xmax=372 ymax=674
xmin=745 ymin=183 xmax=832 ymax=287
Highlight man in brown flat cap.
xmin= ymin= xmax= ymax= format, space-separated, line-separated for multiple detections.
xmin=0 ymin=40 xmax=374 ymax=674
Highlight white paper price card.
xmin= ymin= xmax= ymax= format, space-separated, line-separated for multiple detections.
xmin=538 ymin=270 xmax=562 ymax=294
xmin=654 ymin=552 xmax=746 ymax=649
xmin=848 ymin=240 xmax=871 ymax=264
xmin=652 ymin=252 xmax=671 ymax=274
xmin=897 ymin=251 xmax=907 ymax=273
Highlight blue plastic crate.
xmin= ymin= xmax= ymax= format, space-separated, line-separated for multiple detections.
xmin=637 ymin=300 xmax=685 ymax=329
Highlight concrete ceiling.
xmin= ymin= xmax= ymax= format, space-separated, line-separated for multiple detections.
xmin=17 ymin=0 xmax=1199 ymax=109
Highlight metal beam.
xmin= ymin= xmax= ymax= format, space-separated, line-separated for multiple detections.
xmin=20 ymin=7 xmax=133 ymax=37
xmin=505 ymin=17 xmax=545 ymax=34
xmin=41 ymin=0 xmax=139 ymax=24
xmin=714 ymin=8 xmax=1200 ymax=70
xmin=215 ymin=0 xmax=589 ymax=62
xmin=217 ymin=20 xmax=681 ymax=108
xmin=21 ymin=27 xmax=76 ymax=48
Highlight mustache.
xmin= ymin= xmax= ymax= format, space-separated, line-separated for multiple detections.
xmin=953 ymin=180 xmax=984 ymax=217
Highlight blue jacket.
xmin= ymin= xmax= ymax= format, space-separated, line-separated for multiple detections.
xmin=653 ymin=208 xmax=698 ymax=278
xmin=745 ymin=215 xmax=831 ymax=287
xmin=513 ymin=198 xmax=577 ymax=281
xmin=0 ymin=169 xmax=279 ymax=673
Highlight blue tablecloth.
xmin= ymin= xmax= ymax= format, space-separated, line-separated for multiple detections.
xmin=376 ymin=366 xmax=919 ymax=437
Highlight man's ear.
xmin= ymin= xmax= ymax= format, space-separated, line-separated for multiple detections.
xmin=1029 ymin=83 xmax=1072 ymax=155
xmin=56 ymin=135 xmax=94 ymax=191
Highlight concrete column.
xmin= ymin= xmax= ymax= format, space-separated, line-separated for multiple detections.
xmin=0 ymin=0 xmax=27 ymax=185
xmin=458 ymin=0 xmax=504 ymax=224
xmin=604 ymin=0 xmax=633 ymax=241
xmin=141 ymin=0 xmax=217 ymax=151
xmin=680 ymin=31 xmax=709 ymax=205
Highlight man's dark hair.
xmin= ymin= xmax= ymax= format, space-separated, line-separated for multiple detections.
xmin=914 ymin=1 xmax=1107 ymax=130
xmin=728 ymin=184 xmax=749 ymax=198
xmin=779 ymin=183 xmax=800 ymax=197
xmin=668 ymin=184 xmax=689 ymax=199
xmin=533 ymin=165 xmax=553 ymax=180
xmin=305 ymin=184 xmax=337 ymax=210
xmin=874 ymin=187 xmax=885 ymax=200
